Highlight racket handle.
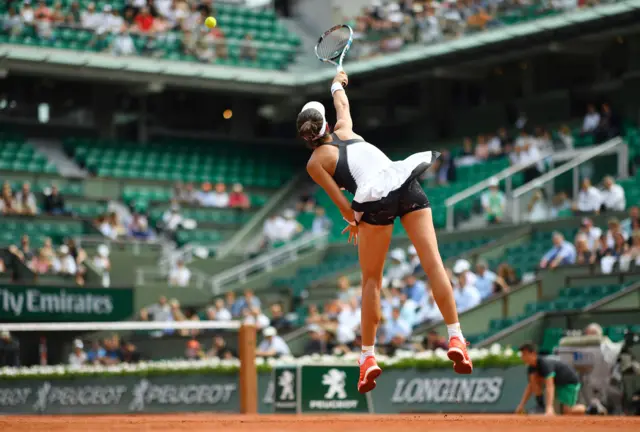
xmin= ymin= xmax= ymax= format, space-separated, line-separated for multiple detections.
xmin=336 ymin=65 xmax=343 ymax=73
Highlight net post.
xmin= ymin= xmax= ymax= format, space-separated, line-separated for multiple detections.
xmin=239 ymin=324 xmax=257 ymax=414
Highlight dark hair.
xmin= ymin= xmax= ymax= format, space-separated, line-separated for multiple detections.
xmin=296 ymin=109 xmax=327 ymax=146
xmin=518 ymin=341 xmax=537 ymax=353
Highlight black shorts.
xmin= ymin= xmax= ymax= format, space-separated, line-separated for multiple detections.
xmin=352 ymin=179 xmax=431 ymax=226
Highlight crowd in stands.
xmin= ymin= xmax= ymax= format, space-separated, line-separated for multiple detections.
xmin=347 ymin=0 xmax=587 ymax=60
xmin=0 ymin=330 xmax=19 ymax=366
xmin=300 ymin=247 xmax=516 ymax=356
xmin=539 ymin=207 xmax=640 ymax=274
xmin=68 ymin=334 xmax=142 ymax=366
xmin=1 ymin=0 xmax=264 ymax=64
xmin=136 ymin=291 xmax=293 ymax=359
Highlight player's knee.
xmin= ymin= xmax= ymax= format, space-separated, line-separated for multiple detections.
xmin=362 ymin=276 xmax=381 ymax=293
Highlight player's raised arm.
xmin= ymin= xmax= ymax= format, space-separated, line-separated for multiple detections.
xmin=332 ymin=71 xmax=352 ymax=132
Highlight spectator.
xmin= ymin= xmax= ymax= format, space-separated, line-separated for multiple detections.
xmin=262 ymin=213 xmax=284 ymax=246
xmin=206 ymin=335 xmax=236 ymax=359
xmin=582 ymin=104 xmax=600 ymax=135
xmin=397 ymin=292 xmax=418 ymax=327
xmin=92 ymin=244 xmax=111 ymax=288
xmin=279 ymin=209 xmax=303 ymax=241
xmin=170 ymin=299 xmax=189 ymax=336
xmin=56 ymin=245 xmax=78 ymax=277
xmin=196 ymin=182 xmax=214 ymax=206
xmin=434 ymin=149 xmax=456 ymax=185
xmin=185 ymin=339 xmax=203 ymax=360
xmin=384 ymin=307 xmax=412 ymax=349
xmin=86 ymin=340 xmax=105 ymax=365
xmin=229 ymin=183 xmax=250 ymax=209
xmin=486 ymin=132 xmax=502 ymax=158
xmin=176 ymin=182 xmax=198 ymax=204
xmin=550 ymin=191 xmax=572 ymax=218
xmin=226 ymin=291 xmax=243 ymax=318
xmin=133 ymin=6 xmax=154 ymax=33
xmin=109 ymin=212 xmax=127 ymax=239
xmin=594 ymin=103 xmax=620 ymax=143
xmin=621 ymin=206 xmax=639 ymax=238
xmin=213 ymin=298 xmax=232 ymax=321
xmin=240 ymin=33 xmax=257 ymax=61
xmin=208 ymin=182 xmax=229 ymax=208
xmin=454 ymin=271 xmax=481 ymax=312
xmin=475 ymin=135 xmax=489 ymax=161
xmin=68 ymin=339 xmax=87 ymax=367
xmin=15 ymin=182 xmax=37 ymax=215
xmin=594 ymin=234 xmax=614 ymax=263
xmin=383 ymin=248 xmax=412 ymax=287
xmin=111 ymin=25 xmax=136 ymax=56
xmin=147 ymin=296 xmax=172 ymax=323
xmin=269 ymin=303 xmax=289 ymax=332
xmin=0 ymin=330 xmax=20 ymax=366
xmin=20 ymin=0 xmax=35 ymax=24
xmin=101 ymin=335 xmax=122 ymax=365
xmin=43 ymin=184 xmax=66 ymax=215
xmin=458 ymin=137 xmax=477 ymax=165
xmin=256 ymin=326 xmax=290 ymax=358
xmin=518 ymin=140 xmax=545 ymax=183
xmin=575 ymin=235 xmax=595 ymax=265
xmin=239 ymin=289 xmax=261 ymax=310
xmin=556 ymin=125 xmax=574 ymax=150
xmin=337 ymin=297 xmax=361 ymax=337
xmin=605 ymin=218 xmax=627 ymax=249
xmin=336 ymin=275 xmax=357 ymax=303
xmin=311 ymin=206 xmax=332 ymax=234
xmin=162 ymin=201 xmax=184 ymax=232
xmin=0 ymin=182 xmax=17 ymax=214
xmin=481 ymin=177 xmax=506 ymax=224
xmin=66 ymin=0 xmax=81 ymax=24
xmin=600 ymin=176 xmax=626 ymax=212
xmin=120 ymin=341 xmax=141 ymax=363
xmin=527 ymin=189 xmax=549 ymax=222
xmin=496 ymin=263 xmax=519 ymax=293
xmin=3 ymin=7 xmax=23 ymax=35
xmin=416 ymin=290 xmax=443 ymax=323
xmin=403 ymin=273 xmax=426 ymax=304
xmin=81 ymin=2 xmax=100 ymax=30
xmin=305 ymin=303 xmax=322 ymax=325
xmin=169 ymin=259 xmax=191 ymax=287
xmin=66 ymin=238 xmax=87 ymax=266
xmin=9 ymin=234 xmax=35 ymax=267
xmin=574 ymin=178 xmax=601 ymax=214
xmin=32 ymin=248 xmax=53 ymax=274
xmin=540 ymin=232 xmax=577 ymax=269
xmin=96 ymin=215 xmax=115 ymax=239
xmin=474 ymin=259 xmax=497 ymax=300
xmin=453 ymin=258 xmax=478 ymax=287
xmin=423 ymin=329 xmax=448 ymax=351
xmin=304 ymin=324 xmax=329 ymax=355
xmin=577 ymin=217 xmax=602 ymax=250
xmin=128 ymin=213 xmax=151 ymax=240
xmin=628 ymin=231 xmax=640 ymax=265
xmin=612 ymin=231 xmax=629 ymax=257
xmin=103 ymin=5 xmax=124 ymax=34
xmin=243 ymin=306 xmax=270 ymax=329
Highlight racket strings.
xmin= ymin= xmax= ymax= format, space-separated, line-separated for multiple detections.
xmin=317 ymin=27 xmax=351 ymax=61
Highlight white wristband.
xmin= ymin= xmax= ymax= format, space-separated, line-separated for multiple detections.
xmin=331 ymin=82 xmax=345 ymax=96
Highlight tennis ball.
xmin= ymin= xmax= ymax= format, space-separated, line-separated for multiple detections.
xmin=205 ymin=16 xmax=217 ymax=29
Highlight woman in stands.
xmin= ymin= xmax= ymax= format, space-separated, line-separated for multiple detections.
xmin=297 ymin=70 xmax=472 ymax=394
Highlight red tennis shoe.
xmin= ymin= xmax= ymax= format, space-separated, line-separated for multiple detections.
xmin=357 ymin=356 xmax=382 ymax=394
xmin=447 ymin=337 xmax=473 ymax=374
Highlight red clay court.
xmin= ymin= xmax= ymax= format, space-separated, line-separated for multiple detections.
xmin=2 ymin=414 xmax=639 ymax=432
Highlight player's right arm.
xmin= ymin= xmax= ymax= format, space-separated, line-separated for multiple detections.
xmin=332 ymin=71 xmax=352 ymax=133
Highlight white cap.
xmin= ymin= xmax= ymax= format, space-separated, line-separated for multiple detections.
xmin=407 ymin=245 xmax=417 ymax=256
xmin=453 ymin=259 xmax=471 ymax=274
xmin=263 ymin=326 xmax=277 ymax=337
xmin=73 ymin=339 xmax=84 ymax=349
xmin=97 ymin=244 xmax=109 ymax=257
xmin=389 ymin=248 xmax=406 ymax=262
xmin=300 ymin=102 xmax=327 ymax=137
xmin=488 ymin=177 xmax=499 ymax=187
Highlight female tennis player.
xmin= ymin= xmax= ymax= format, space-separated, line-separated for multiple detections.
xmin=298 ymin=70 xmax=473 ymax=394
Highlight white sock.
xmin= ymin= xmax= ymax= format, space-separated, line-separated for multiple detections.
xmin=447 ymin=323 xmax=465 ymax=342
xmin=360 ymin=345 xmax=374 ymax=363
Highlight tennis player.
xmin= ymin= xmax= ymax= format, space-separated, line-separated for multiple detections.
xmin=298 ymin=70 xmax=472 ymax=394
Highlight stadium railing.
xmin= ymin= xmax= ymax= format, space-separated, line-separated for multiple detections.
xmin=134 ymin=231 xmax=328 ymax=294
xmin=510 ymin=137 xmax=628 ymax=223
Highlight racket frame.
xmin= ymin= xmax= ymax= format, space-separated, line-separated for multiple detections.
xmin=314 ymin=24 xmax=354 ymax=73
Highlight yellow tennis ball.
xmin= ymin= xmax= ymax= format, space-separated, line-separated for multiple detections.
xmin=205 ymin=17 xmax=217 ymax=29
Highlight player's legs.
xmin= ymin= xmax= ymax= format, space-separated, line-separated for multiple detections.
xmin=400 ymin=207 xmax=472 ymax=373
xmin=558 ymin=384 xmax=587 ymax=415
xmin=356 ymin=220 xmax=393 ymax=393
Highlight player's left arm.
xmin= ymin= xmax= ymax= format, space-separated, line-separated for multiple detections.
xmin=544 ymin=376 xmax=555 ymax=415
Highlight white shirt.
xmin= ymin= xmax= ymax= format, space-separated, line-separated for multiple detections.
xmin=417 ymin=298 xmax=443 ymax=323
xmin=577 ymin=186 xmax=602 ymax=212
xmin=99 ymin=221 xmax=116 ymax=239
xmin=263 ymin=217 xmax=282 ymax=242
xmin=600 ymin=184 xmax=625 ymax=211
xmin=258 ymin=336 xmax=290 ymax=356
xmin=518 ymin=144 xmax=545 ymax=172
xmin=528 ymin=200 xmax=549 ymax=222
xmin=583 ymin=112 xmax=601 ymax=132
xmin=384 ymin=262 xmax=412 ymax=287
xmin=210 ymin=192 xmax=230 ymax=208
xmin=214 ymin=307 xmax=232 ymax=321
xmin=81 ymin=11 xmax=101 ymax=30
xmin=278 ymin=219 xmax=299 ymax=241
xmin=21 ymin=8 xmax=34 ymax=24
xmin=163 ymin=210 xmax=183 ymax=231
xmin=147 ymin=303 xmax=171 ymax=321
xmin=58 ymin=255 xmax=77 ymax=275
xmin=582 ymin=226 xmax=602 ymax=250
xmin=169 ymin=266 xmax=191 ymax=287
xmin=487 ymin=136 xmax=502 ymax=154
xmin=112 ymin=34 xmax=135 ymax=56
xmin=155 ymin=0 xmax=173 ymax=18
xmin=337 ymin=306 xmax=361 ymax=331
xmin=68 ymin=351 xmax=87 ymax=367
xmin=454 ymin=284 xmax=481 ymax=312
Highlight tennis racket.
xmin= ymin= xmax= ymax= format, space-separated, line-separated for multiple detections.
xmin=315 ymin=24 xmax=353 ymax=75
